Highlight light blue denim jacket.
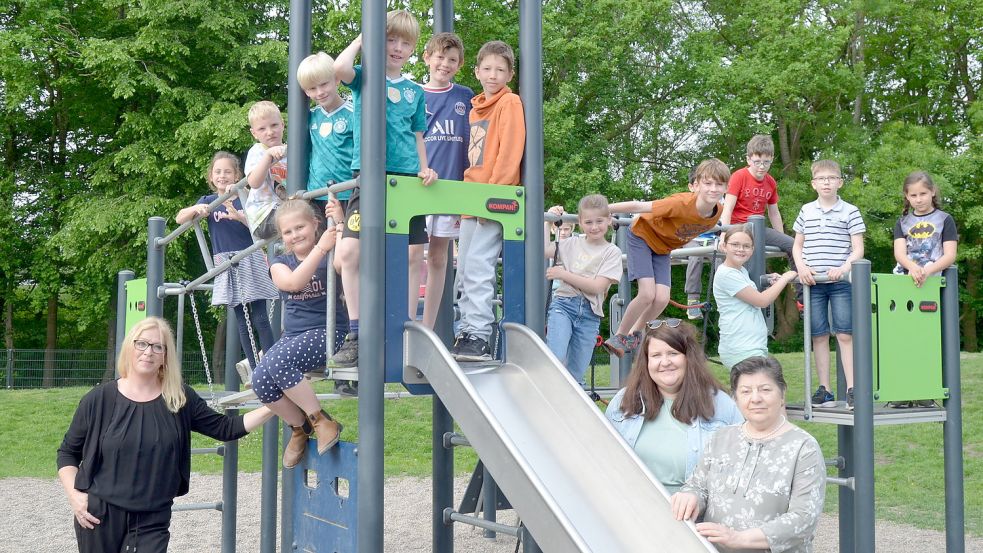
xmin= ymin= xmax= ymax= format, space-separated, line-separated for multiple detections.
xmin=605 ymin=388 xmax=743 ymax=479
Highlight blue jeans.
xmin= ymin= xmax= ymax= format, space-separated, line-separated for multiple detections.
xmin=546 ymin=296 xmax=601 ymax=384
xmin=809 ymin=281 xmax=852 ymax=336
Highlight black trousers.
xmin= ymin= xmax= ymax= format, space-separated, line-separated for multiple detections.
xmin=74 ymin=494 xmax=171 ymax=553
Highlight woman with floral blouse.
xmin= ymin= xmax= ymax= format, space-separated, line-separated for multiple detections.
xmin=671 ymin=356 xmax=826 ymax=553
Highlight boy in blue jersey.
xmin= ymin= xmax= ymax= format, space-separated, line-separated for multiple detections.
xmin=420 ymin=32 xmax=473 ymax=329
xmin=330 ymin=10 xmax=437 ymax=368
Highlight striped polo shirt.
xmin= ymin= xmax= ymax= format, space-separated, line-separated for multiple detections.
xmin=793 ymin=197 xmax=866 ymax=273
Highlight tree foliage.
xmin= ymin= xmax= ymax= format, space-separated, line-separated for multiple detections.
xmin=1 ymin=0 xmax=980 ymax=349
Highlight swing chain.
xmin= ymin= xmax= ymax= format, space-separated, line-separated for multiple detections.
xmin=231 ymin=263 xmax=262 ymax=368
xmin=187 ymin=290 xmax=217 ymax=405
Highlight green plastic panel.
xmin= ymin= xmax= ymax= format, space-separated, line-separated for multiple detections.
xmin=871 ymin=273 xmax=948 ymax=402
xmin=124 ymin=278 xmax=148 ymax=335
xmin=382 ymin=176 xmax=525 ymax=240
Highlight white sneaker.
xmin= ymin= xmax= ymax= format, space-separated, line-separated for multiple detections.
xmin=686 ymin=299 xmax=703 ymax=320
xmin=235 ymin=359 xmax=253 ymax=388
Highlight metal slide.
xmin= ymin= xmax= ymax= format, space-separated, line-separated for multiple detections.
xmin=403 ymin=322 xmax=717 ymax=553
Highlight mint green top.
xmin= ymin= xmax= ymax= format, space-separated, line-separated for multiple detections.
xmin=632 ymin=399 xmax=689 ymax=493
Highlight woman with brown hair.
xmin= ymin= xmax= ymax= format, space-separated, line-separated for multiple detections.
xmin=605 ymin=319 xmax=742 ymax=493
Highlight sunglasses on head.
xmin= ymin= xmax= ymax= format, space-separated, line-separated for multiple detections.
xmin=646 ymin=318 xmax=682 ymax=330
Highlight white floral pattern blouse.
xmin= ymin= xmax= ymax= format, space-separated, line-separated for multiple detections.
xmin=680 ymin=424 xmax=825 ymax=553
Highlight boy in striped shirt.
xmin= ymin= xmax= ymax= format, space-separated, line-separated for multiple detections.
xmin=793 ymin=160 xmax=866 ymax=410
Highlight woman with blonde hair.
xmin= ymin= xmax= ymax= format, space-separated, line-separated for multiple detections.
xmin=57 ymin=317 xmax=273 ymax=552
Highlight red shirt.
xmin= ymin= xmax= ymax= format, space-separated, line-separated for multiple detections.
xmin=727 ymin=167 xmax=778 ymax=224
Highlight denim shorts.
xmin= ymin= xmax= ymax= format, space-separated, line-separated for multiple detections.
xmin=809 ymin=281 xmax=852 ymax=336
xmin=626 ymin=230 xmax=671 ymax=285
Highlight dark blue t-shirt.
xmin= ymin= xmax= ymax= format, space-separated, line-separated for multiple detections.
xmin=424 ymin=83 xmax=473 ymax=181
xmin=197 ymin=195 xmax=254 ymax=254
xmin=271 ymin=252 xmax=348 ymax=337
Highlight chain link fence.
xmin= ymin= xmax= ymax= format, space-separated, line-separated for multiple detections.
xmin=0 ymin=349 xmax=218 ymax=389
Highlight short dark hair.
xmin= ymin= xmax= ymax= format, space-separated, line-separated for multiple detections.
xmin=746 ymin=134 xmax=775 ymax=158
xmin=730 ymin=356 xmax=787 ymax=396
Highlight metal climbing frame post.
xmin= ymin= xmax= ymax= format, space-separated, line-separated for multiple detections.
xmin=222 ymin=309 xmax=241 ymax=553
xmin=941 ymin=265 xmax=965 ymax=553
xmin=849 ymin=260 xmax=875 ymax=552
xmin=146 ymin=217 xmax=166 ymax=317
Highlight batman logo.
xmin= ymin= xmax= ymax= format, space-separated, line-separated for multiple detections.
xmin=909 ymin=221 xmax=936 ymax=240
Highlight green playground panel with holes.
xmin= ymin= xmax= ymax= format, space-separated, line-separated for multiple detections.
xmin=125 ymin=278 xmax=149 ymax=335
xmin=870 ymin=273 xmax=948 ymax=403
xmin=383 ymin=176 xmax=525 ymax=240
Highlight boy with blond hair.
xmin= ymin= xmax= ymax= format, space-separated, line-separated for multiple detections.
xmin=451 ymin=40 xmax=525 ymax=362
xmin=330 ymin=10 xmax=437 ymax=368
xmin=793 ymin=159 xmax=865 ymax=410
xmin=297 ymin=51 xmax=354 ymax=207
xmin=420 ymin=32 xmax=473 ymax=329
xmin=243 ymin=101 xmax=287 ymax=239
xmin=603 ymin=159 xmax=729 ymax=358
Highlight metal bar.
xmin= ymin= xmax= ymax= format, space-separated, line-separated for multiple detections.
xmin=222 ymin=306 xmax=240 ymax=553
xmin=173 ymin=502 xmax=223 ymax=512
xmin=4 ymin=349 xmax=11 ymax=389
xmin=838 ymin=424 xmax=854 ymax=553
xmin=941 ymin=266 xmax=965 ymax=553
xmin=287 ymin=0 xmax=312 ymax=198
xmin=747 ymin=215 xmax=766 ymax=290
xmin=521 ymin=0 xmax=545 ymax=336
xmin=826 ymin=476 xmax=855 ymax=490
xmin=194 ymin=225 xmax=215 ymax=272
xmin=444 ymin=509 xmax=522 ymax=538
xmin=115 ymin=270 xmax=134 ymax=364
xmin=162 ymin=284 xmax=215 ymax=295
xmin=176 ymin=293 xmax=185 ymax=366
xmin=302 ymin=178 xmax=358 ymax=201
xmin=260 ymin=417 xmax=279 ymax=553
xmin=158 ymin=178 xmax=250 ymax=246
xmin=850 ymin=260 xmax=875 ymax=553
xmin=803 ymin=282 xmax=813 ymax=421
xmin=358 ymin=2 xmax=387 ymax=551
xmin=482 ymin=465 xmax=497 ymax=538
xmin=146 ymin=217 xmax=167 ymax=317
xmin=191 ymin=447 xmax=221 ymax=455
xmin=181 ymin=238 xmax=275 ymax=295
xmin=433 ymin=398 xmax=455 ymax=553
xmin=443 ymin=432 xmax=471 ymax=448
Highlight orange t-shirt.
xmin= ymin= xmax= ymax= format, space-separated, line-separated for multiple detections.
xmin=630 ymin=192 xmax=722 ymax=254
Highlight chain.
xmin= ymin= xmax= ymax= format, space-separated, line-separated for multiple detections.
xmin=188 ymin=290 xmax=216 ymax=405
xmin=230 ymin=262 xmax=261 ymax=365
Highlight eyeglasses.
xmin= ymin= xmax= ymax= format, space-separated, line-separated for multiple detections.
xmin=812 ymin=176 xmax=842 ymax=184
xmin=749 ymin=159 xmax=773 ymax=167
xmin=726 ymin=242 xmax=754 ymax=251
xmin=646 ymin=318 xmax=682 ymax=330
xmin=134 ymin=340 xmax=165 ymax=354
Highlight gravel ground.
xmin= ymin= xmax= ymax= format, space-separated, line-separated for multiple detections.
xmin=4 ymin=473 xmax=977 ymax=552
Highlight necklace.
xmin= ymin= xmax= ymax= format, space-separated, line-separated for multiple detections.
xmin=743 ymin=416 xmax=787 ymax=442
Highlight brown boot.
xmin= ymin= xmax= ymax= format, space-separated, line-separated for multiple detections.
xmin=308 ymin=409 xmax=342 ymax=454
xmin=282 ymin=422 xmax=311 ymax=468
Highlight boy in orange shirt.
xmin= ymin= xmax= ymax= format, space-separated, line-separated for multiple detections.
xmin=603 ymin=159 xmax=729 ymax=357
xmin=451 ymin=41 xmax=526 ymax=362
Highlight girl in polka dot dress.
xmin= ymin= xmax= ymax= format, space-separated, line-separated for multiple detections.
xmin=251 ymin=199 xmax=348 ymax=468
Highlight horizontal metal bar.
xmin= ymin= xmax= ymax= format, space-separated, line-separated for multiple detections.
xmin=158 ymin=178 xmax=251 ymax=247
xmin=443 ymin=432 xmax=471 ymax=448
xmin=826 ymin=476 xmax=855 ymax=490
xmin=191 ymin=447 xmax=224 ymax=456
xmin=302 ymin=177 xmax=358 ymax=200
xmin=173 ymin=501 xmax=223 ymax=512
xmin=443 ymin=508 xmax=521 ymax=537
xmin=171 ymin=238 xmax=276 ymax=296
xmin=162 ymin=283 xmax=214 ymax=294
xmin=825 ymin=456 xmax=845 ymax=469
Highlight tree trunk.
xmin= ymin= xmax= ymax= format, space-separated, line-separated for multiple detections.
xmin=42 ymin=296 xmax=57 ymax=387
xmin=851 ymin=9 xmax=866 ymax=126
xmin=1 ymin=295 xmax=10 ymax=349
xmin=774 ymin=291 xmax=799 ymax=341
xmin=961 ymin=261 xmax=979 ymax=351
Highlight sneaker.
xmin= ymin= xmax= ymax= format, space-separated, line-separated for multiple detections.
xmin=811 ymin=385 xmax=834 ymax=406
xmin=888 ymin=401 xmax=913 ymax=409
xmin=847 ymin=388 xmax=855 ymax=411
xmin=235 ymin=359 xmax=253 ymax=388
xmin=335 ymin=380 xmax=359 ymax=397
xmin=452 ymin=335 xmax=492 ymax=362
xmin=915 ymin=400 xmax=936 ymax=408
xmin=330 ymin=333 xmax=359 ymax=368
xmin=686 ymin=298 xmax=703 ymax=320
xmin=602 ymin=334 xmax=628 ymax=358
xmin=625 ymin=330 xmax=643 ymax=353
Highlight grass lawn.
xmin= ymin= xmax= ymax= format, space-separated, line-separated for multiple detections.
xmin=3 ymin=351 xmax=979 ymax=536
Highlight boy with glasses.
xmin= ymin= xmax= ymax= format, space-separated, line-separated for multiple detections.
xmin=718 ymin=135 xmax=801 ymax=307
xmin=793 ymin=160 xmax=866 ymax=410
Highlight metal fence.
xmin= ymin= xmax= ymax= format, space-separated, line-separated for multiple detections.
xmin=1 ymin=349 xmax=215 ymax=389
